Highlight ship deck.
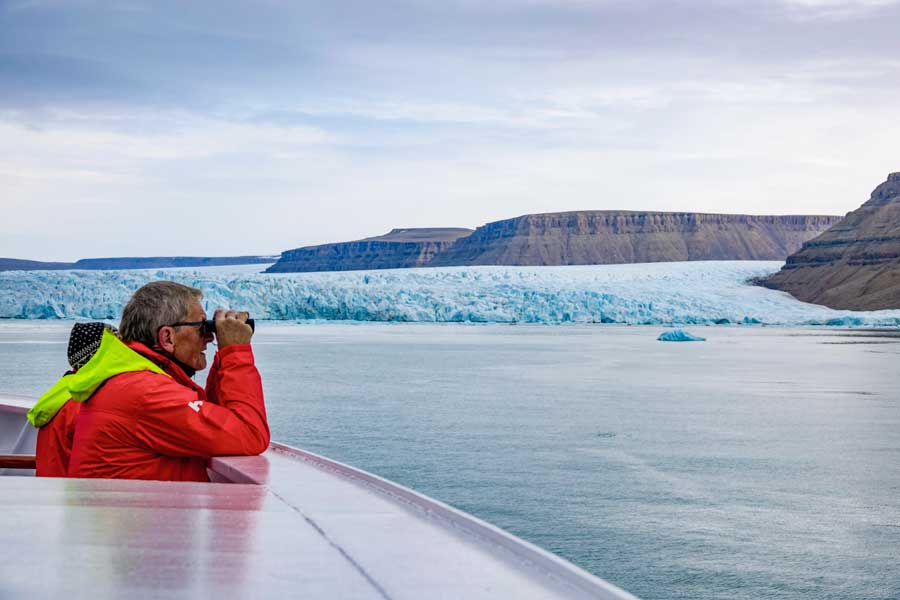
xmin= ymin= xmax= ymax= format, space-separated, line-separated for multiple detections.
xmin=1 ymin=395 xmax=637 ymax=599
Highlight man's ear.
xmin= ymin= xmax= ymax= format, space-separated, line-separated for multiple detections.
xmin=157 ymin=326 xmax=176 ymax=353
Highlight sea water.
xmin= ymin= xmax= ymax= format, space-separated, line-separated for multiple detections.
xmin=2 ymin=321 xmax=898 ymax=600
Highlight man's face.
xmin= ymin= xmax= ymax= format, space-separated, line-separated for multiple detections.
xmin=171 ymin=301 xmax=213 ymax=371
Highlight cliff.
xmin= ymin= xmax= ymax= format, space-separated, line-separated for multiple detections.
xmin=427 ymin=212 xmax=841 ymax=267
xmin=762 ymin=172 xmax=900 ymax=310
xmin=265 ymin=228 xmax=475 ymax=273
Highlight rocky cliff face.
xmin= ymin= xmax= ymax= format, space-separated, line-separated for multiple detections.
xmin=427 ymin=212 xmax=841 ymax=267
xmin=762 ymin=173 xmax=900 ymax=310
xmin=265 ymin=228 xmax=474 ymax=273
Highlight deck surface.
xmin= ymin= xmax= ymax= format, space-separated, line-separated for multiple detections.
xmin=0 ymin=396 xmax=636 ymax=600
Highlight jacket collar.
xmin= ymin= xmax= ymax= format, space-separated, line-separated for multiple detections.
xmin=29 ymin=330 xmax=169 ymax=427
xmin=125 ymin=341 xmax=204 ymax=392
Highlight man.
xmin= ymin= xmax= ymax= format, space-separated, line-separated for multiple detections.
xmin=63 ymin=281 xmax=268 ymax=481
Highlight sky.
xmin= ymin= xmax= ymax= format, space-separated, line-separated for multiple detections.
xmin=1 ymin=0 xmax=899 ymax=261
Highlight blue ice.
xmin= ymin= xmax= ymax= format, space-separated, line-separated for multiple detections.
xmin=2 ymin=261 xmax=900 ymax=327
xmin=657 ymin=329 xmax=706 ymax=342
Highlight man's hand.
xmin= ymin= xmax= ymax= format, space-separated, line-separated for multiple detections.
xmin=214 ymin=309 xmax=253 ymax=347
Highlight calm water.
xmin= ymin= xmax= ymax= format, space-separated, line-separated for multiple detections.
xmin=2 ymin=321 xmax=899 ymax=600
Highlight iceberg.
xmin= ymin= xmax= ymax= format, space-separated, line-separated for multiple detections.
xmin=2 ymin=261 xmax=900 ymax=327
xmin=657 ymin=329 xmax=706 ymax=342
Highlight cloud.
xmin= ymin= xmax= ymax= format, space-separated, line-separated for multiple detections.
xmin=1 ymin=1 xmax=900 ymax=260
xmin=780 ymin=0 xmax=900 ymax=18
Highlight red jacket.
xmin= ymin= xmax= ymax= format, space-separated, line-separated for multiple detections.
xmin=68 ymin=341 xmax=269 ymax=482
xmin=35 ymin=399 xmax=81 ymax=477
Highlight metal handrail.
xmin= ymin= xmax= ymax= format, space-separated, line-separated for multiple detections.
xmin=0 ymin=454 xmax=36 ymax=469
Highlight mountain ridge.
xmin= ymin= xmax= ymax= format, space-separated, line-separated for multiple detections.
xmin=267 ymin=211 xmax=841 ymax=272
xmin=428 ymin=211 xmax=840 ymax=267
xmin=762 ymin=172 xmax=900 ymax=310
xmin=265 ymin=228 xmax=474 ymax=273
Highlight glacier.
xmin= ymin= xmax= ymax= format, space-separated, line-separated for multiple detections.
xmin=2 ymin=261 xmax=900 ymax=327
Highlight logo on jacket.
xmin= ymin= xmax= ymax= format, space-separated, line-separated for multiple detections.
xmin=188 ymin=400 xmax=204 ymax=413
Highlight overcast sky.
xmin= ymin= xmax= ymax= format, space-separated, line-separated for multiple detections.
xmin=2 ymin=0 xmax=899 ymax=260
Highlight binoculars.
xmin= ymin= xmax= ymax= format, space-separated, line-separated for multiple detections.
xmin=203 ymin=318 xmax=255 ymax=334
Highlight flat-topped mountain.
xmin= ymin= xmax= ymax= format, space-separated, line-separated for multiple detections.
xmin=265 ymin=228 xmax=474 ymax=273
xmin=0 ymin=255 xmax=277 ymax=272
xmin=266 ymin=213 xmax=839 ymax=273
xmin=428 ymin=211 xmax=841 ymax=267
xmin=763 ymin=172 xmax=900 ymax=310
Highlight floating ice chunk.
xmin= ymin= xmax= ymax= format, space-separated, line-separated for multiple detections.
xmin=657 ymin=329 xmax=706 ymax=342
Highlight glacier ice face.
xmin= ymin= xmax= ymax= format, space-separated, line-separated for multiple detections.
xmin=2 ymin=261 xmax=900 ymax=326
xmin=657 ymin=329 xmax=706 ymax=342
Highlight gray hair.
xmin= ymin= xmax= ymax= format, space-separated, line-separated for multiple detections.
xmin=119 ymin=281 xmax=203 ymax=347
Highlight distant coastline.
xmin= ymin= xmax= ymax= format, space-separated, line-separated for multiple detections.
xmin=6 ymin=210 xmax=840 ymax=275
xmin=0 ymin=255 xmax=279 ymax=272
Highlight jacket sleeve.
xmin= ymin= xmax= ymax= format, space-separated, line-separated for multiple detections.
xmin=133 ymin=344 xmax=270 ymax=457
xmin=204 ymin=349 xmax=223 ymax=406
xmin=36 ymin=399 xmax=81 ymax=477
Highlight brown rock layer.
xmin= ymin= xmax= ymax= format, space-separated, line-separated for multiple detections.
xmin=428 ymin=212 xmax=841 ymax=267
xmin=265 ymin=228 xmax=474 ymax=273
xmin=763 ymin=172 xmax=900 ymax=310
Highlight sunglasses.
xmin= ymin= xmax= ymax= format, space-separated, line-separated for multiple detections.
xmin=170 ymin=318 xmax=256 ymax=336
